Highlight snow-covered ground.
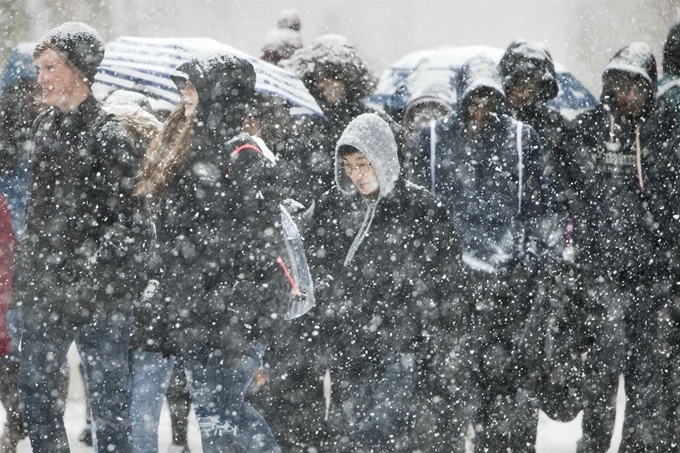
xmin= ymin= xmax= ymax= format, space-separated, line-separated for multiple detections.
xmin=2 ymin=343 xmax=624 ymax=453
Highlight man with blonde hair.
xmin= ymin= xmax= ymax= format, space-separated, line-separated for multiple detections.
xmin=15 ymin=22 xmax=137 ymax=453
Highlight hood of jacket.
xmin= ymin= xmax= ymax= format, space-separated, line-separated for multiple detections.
xmin=334 ymin=113 xmax=400 ymax=266
xmin=458 ymin=55 xmax=506 ymax=112
xmin=601 ymin=42 xmax=657 ymax=119
xmin=498 ymin=39 xmax=559 ymax=103
xmin=402 ymin=66 xmax=456 ymax=126
xmin=171 ymin=54 xmax=256 ymax=146
xmin=334 ymin=113 xmax=400 ymax=199
xmin=282 ymin=34 xmax=376 ymax=106
xmin=664 ymin=22 xmax=680 ymax=77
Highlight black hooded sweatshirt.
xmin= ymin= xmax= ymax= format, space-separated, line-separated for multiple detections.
xmin=499 ymin=40 xmax=576 ymax=214
xmin=305 ymin=113 xmax=464 ymax=367
xmin=568 ymin=42 xmax=677 ymax=284
xmin=136 ymin=55 xmax=288 ymax=360
xmin=14 ymin=95 xmax=138 ymax=317
xmin=411 ymin=55 xmax=549 ymax=276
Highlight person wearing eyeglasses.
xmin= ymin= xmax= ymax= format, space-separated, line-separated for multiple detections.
xmin=303 ymin=113 xmax=464 ymax=452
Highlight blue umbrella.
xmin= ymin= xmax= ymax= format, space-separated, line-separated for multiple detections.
xmin=93 ymin=36 xmax=323 ymax=116
xmin=0 ymin=42 xmax=38 ymax=90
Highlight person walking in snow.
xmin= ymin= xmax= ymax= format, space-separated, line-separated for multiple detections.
xmin=0 ymin=194 xmax=17 ymax=453
xmin=0 ymin=72 xmax=44 ymax=453
xmin=133 ymin=53 xmax=292 ymax=453
xmin=304 ymin=113 xmax=464 ymax=452
xmin=14 ymin=22 xmax=138 ymax=453
xmin=410 ymin=55 xmax=550 ymax=452
xmin=567 ymin=42 xmax=678 ymax=453
xmin=498 ymin=39 xmax=586 ymax=424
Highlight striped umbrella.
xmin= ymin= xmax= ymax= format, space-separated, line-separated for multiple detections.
xmin=93 ymin=36 xmax=322 ymax=116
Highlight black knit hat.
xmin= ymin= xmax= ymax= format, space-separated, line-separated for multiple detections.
xmin=34 ymin=22 xmax=105 ymax=85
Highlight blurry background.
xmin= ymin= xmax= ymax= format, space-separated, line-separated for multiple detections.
xmin=1 ymin=0 xmax=679 ymax=94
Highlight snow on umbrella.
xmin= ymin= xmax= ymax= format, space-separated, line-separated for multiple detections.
xmin=92 ymin=36 xmax=323 ymax=116
xmin=368 ymin=45 xmax=598 ymax=122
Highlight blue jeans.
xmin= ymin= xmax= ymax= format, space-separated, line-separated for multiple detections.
xmin=129 ymin=350 xmax=175 ymax=453
xmin=329 ymin=352 xmax=418 ymax=452
xmin=128 ymin=343 xmax=280 ymax=453
xmin=5 ymin=308 xmax=21 ymax=353
xmin=19 ymin=308 xmax=133 ymax=453
xmin=0 ymin=309 xmax=23 ymax=435
xmin=184 ymin=343 xmax=280 ymax=453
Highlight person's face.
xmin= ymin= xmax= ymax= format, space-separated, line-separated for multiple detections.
xmin=609 ymin=75 xmax=648 ymax=119
xmin=35 ymin=48 xmax=85 ymax=111
xmin=317 ymin=76 xmax=346 ymax=104
xmin=242 ymin=113 xmax=262 ymax=138
xmin=505 ymin=77 xmax=541 ymax=109
xmin=465 ymin=93 xmax=500 ymax=128
xmin=342 ymin=152 xmax=380 ymax=198
xmin=178 ymin=80 xmax=199 ymax=117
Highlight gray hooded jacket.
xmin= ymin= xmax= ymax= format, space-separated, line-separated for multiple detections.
xmin=334 ymin=113 xmax=400 ymax=265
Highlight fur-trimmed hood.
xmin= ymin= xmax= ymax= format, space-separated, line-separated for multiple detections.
xmin=282 ymin=35 xmax=376 ymax=105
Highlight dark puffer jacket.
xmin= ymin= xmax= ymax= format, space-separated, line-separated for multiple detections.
xmin=306 ymin=113 xmax=464 ymax=368
xmin=138 ymin=55 xmax=289 ymax=361
xmin=13 ymin=95 xmax=138 ymax=317
xmin=568 ymin=42 xmax=677 ymax=284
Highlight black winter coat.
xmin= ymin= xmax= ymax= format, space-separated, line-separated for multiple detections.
xmin=306 ymin=178 xmax=464 ymax=367
xmin=568 ymin=102 xmax=677 ymax=284
xmin=134 ymin=55 xmax=289 ymax=362
xmin=157 ymin=136 xmax=286 ymax=359
xmin=411 ymin=112 xmax=549 ymax=275
xmin=14 ymin=95 xmax=138 ymax=317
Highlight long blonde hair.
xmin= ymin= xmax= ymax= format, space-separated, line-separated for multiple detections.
xmin=135 ymin=103 xmax=194 ymax=198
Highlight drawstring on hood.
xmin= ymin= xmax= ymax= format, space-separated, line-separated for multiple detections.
xmin=334 ymin=113 xmax=400 ymax=266
xmin=635 ymin=124 xmax=643 ymax=190
xmin=607 ymin=113 xmax=644 ymax=191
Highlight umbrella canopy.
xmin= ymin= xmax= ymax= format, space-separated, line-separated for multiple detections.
xmin=367 ymin=45 xmax=598 ymax=122
xmin=0 ymin=42 xmax=38 ymax=90
xmin=93 ymin=36 xmax=323 ymax=116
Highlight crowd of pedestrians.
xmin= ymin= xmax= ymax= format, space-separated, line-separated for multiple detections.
xmin=2 ymin=12 xmax=680 ymax=453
